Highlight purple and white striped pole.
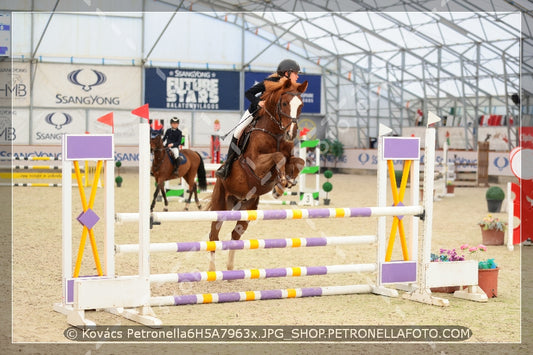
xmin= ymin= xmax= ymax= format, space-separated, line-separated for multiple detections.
xmin=150 ymin=284 xmax=374 ymax=306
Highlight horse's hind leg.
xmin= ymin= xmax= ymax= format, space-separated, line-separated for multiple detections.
xmin=192 ymin=183 xmax=202 ymax=210
xmin=227 ymin=198 xmax=258 ymax=270
xmin=208 ymin=180 xmax=227 ymax=271
xmin=227 ymin=220 xmax=250 ymax=271
xmin=208 ymin=220 xmax=223 ymax=271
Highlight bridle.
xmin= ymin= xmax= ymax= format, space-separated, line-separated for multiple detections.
xmin=150 ymin=135 xmax=168 ymax=171
xmin=262 ymin=91 xmax=302 ymax=132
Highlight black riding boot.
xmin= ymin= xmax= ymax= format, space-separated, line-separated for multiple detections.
xmin=173 ymin=156 xmax=180 ymax=173
xmin=216 ymin=137 xmax=240 ymax=179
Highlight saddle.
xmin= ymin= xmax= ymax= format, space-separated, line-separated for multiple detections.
xmin=166 ymin=149 xmax=186 ymax=166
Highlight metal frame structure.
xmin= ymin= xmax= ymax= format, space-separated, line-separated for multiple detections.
xmin=6 ymin=0 xmax=531 ymax=149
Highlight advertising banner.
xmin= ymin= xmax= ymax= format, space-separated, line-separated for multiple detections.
xmin=31 ymin=109 xmax=86 ymax=144
xmin=33 ymin=63 xmax=141 ymax=109
xmin=0 ymin=108 xmax=28 ymax=144
xmin=244 ymin=72 xmax=321 ymax=114
xmin=0 ymin=61 xmax=30 ymax=107
xmin=145 ymin=67 xmax=239 ymax=110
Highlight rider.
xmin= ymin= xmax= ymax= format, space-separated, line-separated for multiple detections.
xmin=163 ymin=117 xmax=183 ymax=173
xmin=216 ymin=58 xmax=301 ymax=179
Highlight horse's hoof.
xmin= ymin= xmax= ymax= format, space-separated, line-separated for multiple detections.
xmin=184 ymin=207 xmax=189 ymax=211
xmin=197 ymin=205 xmax=202 ymax=210
xmin=163 ymin=208 xmax=168 ymax=212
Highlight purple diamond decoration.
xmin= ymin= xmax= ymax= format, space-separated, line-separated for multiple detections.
xmin=393 ymin=201 xmax=405 ymax=220
xmin=77 ymin=208 xmax=100 ymax=229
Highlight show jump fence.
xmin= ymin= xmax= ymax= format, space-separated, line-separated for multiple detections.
xmin=54 ymin=113 xmax=487 ymax=328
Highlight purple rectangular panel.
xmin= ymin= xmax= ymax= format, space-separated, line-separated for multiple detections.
xmin=67 ymin=279 xmax=74 ymax=303
xmin=65 ymin=135 xmax=114 ymax=161
xmin=382 ymin=137 xmax=420 ymax=160
xmin=380 ymin=261 xmax=417 ymax=283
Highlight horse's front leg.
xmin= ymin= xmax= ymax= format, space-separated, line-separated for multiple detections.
xmin=160 ymin=183 xmax=169 ymax=212
xmin=151 ymin=184 xmax=160 ymax=212
xmin=285 ymin=156 xmax=305 ymax=188
xmin=252 ymin=152 xmax=288 ymax=186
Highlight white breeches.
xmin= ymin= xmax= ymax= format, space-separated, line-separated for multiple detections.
xmin=170 ymin=147 xmax=180 ymax=159
xmin=233 ymin=110 xmax=254 ymax=139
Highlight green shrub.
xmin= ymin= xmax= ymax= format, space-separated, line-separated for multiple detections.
xmin=322 ymin=181 xmax=333 ymax=193
xmin=485 ymin=186 xmax=504 ymax=200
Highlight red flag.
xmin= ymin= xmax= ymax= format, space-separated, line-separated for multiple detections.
xmin=299 ymin=127 xmax=310 ymax=137
xmin=131 ymin=104 xmax=150 ymax=120
xmin=97 ymin=112 xmax=114 ymax=133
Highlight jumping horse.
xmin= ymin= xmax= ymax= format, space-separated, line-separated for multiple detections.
xmin=150 ymin=131 xmax=207 ymax=211
xmin=208 ymin=78 xmax=308 ymax=271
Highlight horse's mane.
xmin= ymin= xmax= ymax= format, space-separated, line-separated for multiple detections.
xmin=260 ymin=77 xmax=295 ymax=109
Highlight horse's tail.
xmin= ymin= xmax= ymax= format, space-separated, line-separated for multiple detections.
xmin=195 ymin=152 xmax=208 ymax=191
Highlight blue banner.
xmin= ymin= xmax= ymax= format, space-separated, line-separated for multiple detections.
xmin=244 ymin=72 xmax=321 ymax=114
xmin=144 ymin=68 xmax=239 ymax=110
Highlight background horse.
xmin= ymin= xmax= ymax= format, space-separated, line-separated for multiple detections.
xmin=208 ymin=78 xmax=308 ymax=271
xmin=150 ymin=131 xmax=207 ymax=211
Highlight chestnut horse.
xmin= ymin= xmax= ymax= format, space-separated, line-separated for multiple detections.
xmin=208 ymin=78 xmax=308 ymax=271
xmin=150 ymin=131 xmax=207 ymax=211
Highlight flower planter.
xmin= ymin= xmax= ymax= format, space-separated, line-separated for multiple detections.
xmin=446 ymin=185 xmax=455 ymax=194
xmin=480 ymin=227 xmax=504 ymax=245
xmin=486 ymin=199 xmax=503 ymax=213
xmin=478 ymin=267 xmax=499 ymax=298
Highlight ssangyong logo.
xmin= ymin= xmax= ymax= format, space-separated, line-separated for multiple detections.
xmin=67 ymin=69 xmax=107 ymax=91
xmin=45 ymin=112 xmax=72 ymax=129
xmin=56 ymin=68 xmax=120 ymax=106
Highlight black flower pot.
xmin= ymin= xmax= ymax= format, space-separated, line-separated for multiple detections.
xmin=487 ymin=199 xmax=502 ymax=213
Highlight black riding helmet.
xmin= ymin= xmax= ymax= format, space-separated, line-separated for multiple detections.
xmin=277 ymin=59 xmax=300 ymax=77
xmin=170 ymin=117 xmax=180 ymax=124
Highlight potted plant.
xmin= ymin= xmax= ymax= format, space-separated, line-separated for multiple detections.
xmin=430 ymin=244 xmax=498 ymax=298
xmin=478 ymin=214 xmax=506 ymax=245
xmin=115 ymin=175 xmax=123 ymax=188
xmin=446 ymin=181 xmax=455 ymax=194
xmin=485 ymin=186 xmax=505 ymax=212
xmin=322 ymin=170 xmax=333 ymax=205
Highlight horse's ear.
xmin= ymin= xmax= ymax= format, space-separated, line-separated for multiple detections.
xmin=297 ymin=80 xmax=308 ymax=93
